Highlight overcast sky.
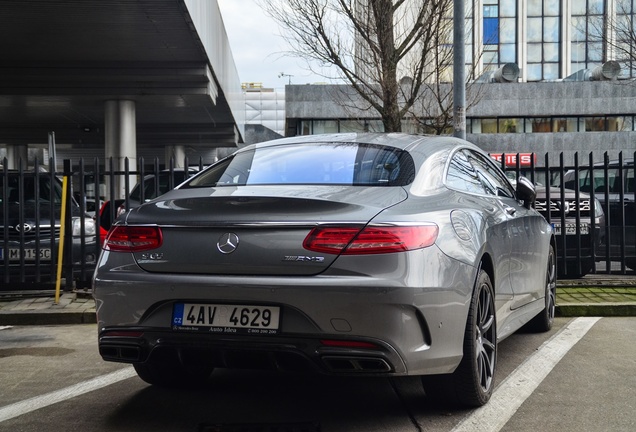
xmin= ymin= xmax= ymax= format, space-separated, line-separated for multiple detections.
xmin=216 ymin=0 xmax=332 ymax=89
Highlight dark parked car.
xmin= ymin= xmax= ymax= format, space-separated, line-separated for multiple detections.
xmin=1 ymin=170 xmax=97 ymax=286
xmin=560 ymin=159 xmax=634 ymax=270
xmin=121 ymin=168 xmax=199 ymax=212
xmin=98 ymin=168 xmax=198 ymax=235
xmin=534 ymin=186 xmax=605 ymax=278
xmin=94 ymin=133 xmax=556 ymax=408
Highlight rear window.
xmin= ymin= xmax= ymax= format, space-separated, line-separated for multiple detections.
xmin=561 ymin=165 xmax=634 ymax=194
xmin=129 ymin=171 xmax=189 ymax=201
xmin=1 ymin=173 xmax=62 ymax=204
xmin=185 ymin=143 xmax=416 ymax=187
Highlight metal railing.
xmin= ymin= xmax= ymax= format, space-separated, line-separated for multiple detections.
xmin=498 ymin=151 xmax=635 ymax=278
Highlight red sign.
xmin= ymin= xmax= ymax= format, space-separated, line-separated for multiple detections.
xmin=489 ymin=153 xmax=536 ymax=167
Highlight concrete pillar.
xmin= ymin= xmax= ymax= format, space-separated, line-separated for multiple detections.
xmin=165 ymin=145 xmax=186 ymax=168
xmin=517 ymin=0 xmax=527 ymax=82
xmin=104 ymin=100 xmax=137 ymax=199
xmin=4 ymin=144 xmax=28 ymax=169
xmin=562 ymin=0 xmax=572 ymax=78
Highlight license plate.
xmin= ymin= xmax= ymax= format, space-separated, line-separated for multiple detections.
xmin=172 ymin=303 xmax=281 ymax=334
xmin=552 ymin=223 xmax=589 ymax=235
xmin=0 ymin=248 xmax=52 ymax=261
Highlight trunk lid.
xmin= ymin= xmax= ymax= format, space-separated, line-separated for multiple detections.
xmin=124 ymin=185 xmax=407 ymax=276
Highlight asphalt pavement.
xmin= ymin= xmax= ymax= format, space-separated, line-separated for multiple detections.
xmin=0 ymin=275 xmax=635 ymax=326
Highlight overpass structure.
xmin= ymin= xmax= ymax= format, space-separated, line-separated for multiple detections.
xmin=0 ymin=0 xmax=243 ymax=175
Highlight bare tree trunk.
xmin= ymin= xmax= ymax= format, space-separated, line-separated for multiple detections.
xmin=262 ymin=0 xmax=455 ymax=133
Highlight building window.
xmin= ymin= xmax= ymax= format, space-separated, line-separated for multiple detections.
xmin=552 ymin=118 xmax=579 ymax=132
xmin=527 ymin=0 xmax=561 ymax=81
xmin=312 ymin=120 xmax=339 ymax=134
xmin=340 ymin=120 xmax=368 ymax=133
xmin=299 ymin=115 xmax=636 ymax=137
xmin=480 ymin=118 xmax=498 ymax=133
xmin=483 ymin=5 xmax=499 ymax=44
xmin=607 ymin=116 xmax=631 ymax=131
xmin=300 ymin=121 xmax=311 ymax=135
xmin=570 ymin=0 xmax=605 ymax=74
xmin=616 ymin=0 xmax=636 ymax=78
xmin=498 ymin=118 xmax=522 ymax=133
xmin=585 ymin=117 xmax=606 ymax=131
xmin=526 ymin=118 xmax=552 ymax=132
xmin=481 ymin=1 xmax=517 ymax=70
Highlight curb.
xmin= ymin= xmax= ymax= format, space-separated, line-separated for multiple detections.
xmin=556 ymin=303 xmax=636 ymax=317
xmin=0 ymin=310 xmax=96 ymax=326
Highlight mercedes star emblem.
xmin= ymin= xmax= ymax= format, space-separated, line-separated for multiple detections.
xmin=217 ymin=232 xmax=240 ymax=254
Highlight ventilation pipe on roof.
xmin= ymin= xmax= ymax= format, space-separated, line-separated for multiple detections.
xmin=492 ymin=63 xmax=520 ymax=83
xmin=564 ymin=61 xmax=622 ymax=81
xmin=590 ymin=61 xmax=621 ymax=81
xmin=475 ymin=63 xmax=520 ymax=83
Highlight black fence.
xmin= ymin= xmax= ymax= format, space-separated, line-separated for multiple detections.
xmin=1 ymin=151 xmax=634 ymax=291
xmin=1 ymin=157 xmax=203 ymax=291
xmin=497 ymin=151 xmax=635 ymax=278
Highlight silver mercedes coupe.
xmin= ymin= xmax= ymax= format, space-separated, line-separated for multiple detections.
xmin=93 ymin=133 xmax=556 ymax=407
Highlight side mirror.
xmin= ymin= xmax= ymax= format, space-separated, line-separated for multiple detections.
xmin=516 ymin=176 xmax=536 ymax=209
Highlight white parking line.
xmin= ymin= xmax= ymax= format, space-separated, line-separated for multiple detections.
xmin=0 ymin=366 xmax=136 ymax=423
xmin=452 ymin=316 xmax=602 ymax=432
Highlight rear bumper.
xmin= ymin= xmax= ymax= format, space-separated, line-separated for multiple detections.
xmin=93 ymin=247 xmax=476 ymax=376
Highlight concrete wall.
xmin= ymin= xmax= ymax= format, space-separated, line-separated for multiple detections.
xmin=470 ymin=81 xmax=636 ymax=117
xmin=285 ymin=81 xmax=636 ymax=165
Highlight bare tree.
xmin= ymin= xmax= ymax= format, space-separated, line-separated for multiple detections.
xmin=404 ymin=25 xmax=487 ymax=136
xmin=261 ymin=0 xmax=455 ymax=133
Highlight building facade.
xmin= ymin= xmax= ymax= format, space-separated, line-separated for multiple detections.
xmin=284 ymin=0 xmax=636 ymax=165
xmin=242 ymin=83 xmax=286 ymax=137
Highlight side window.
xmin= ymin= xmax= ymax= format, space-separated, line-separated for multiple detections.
xmin=466 ymin=150 xmax=516 ymax=198
xmin=626 ymin=168 xmax=634 ymax=193
xmin=446 ymin=151 xmax=486 ymax=194
xmin=607 ymin=168 xmax=621 ymax=193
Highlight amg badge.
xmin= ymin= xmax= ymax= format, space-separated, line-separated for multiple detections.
xmin=283 ymin=255 xmax=325 ymax=263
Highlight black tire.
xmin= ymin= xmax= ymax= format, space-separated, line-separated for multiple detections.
xmin=526 ymin=245 xmax=557 ymax=332
xmin=423 ymin=269 xmax=497 ymax=407
xmin=558 ymin=258 xmax=592 ymax=279
xmin=133 ymin=349 xmax=214 ymax=388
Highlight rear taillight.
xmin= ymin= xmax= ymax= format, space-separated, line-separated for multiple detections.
xmin=104 ymin=226 xmax=163 ymax=252
xmin=303 ymin=224 xmax=438 ymax=255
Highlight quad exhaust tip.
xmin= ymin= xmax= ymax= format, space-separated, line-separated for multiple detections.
xmin=321 ymin=356 xmax=392 ymax=373
xmin=100 ymin=345 xmax=142 ymax=362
